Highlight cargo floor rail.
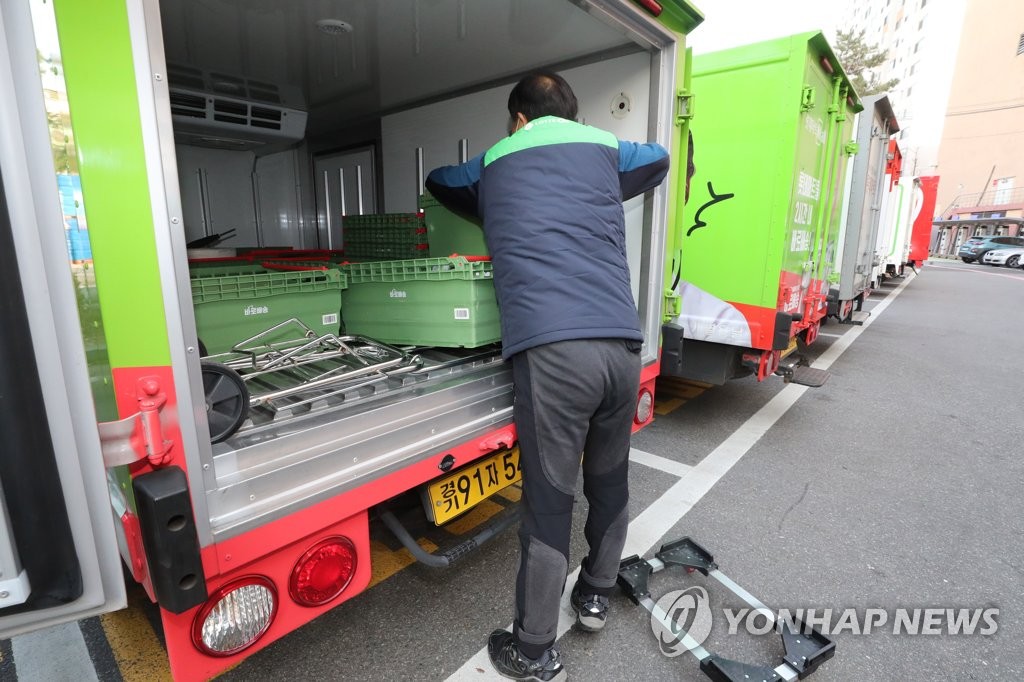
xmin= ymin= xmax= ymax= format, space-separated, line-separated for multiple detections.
xmin=617 ymin=537 xmax=836 ymax=682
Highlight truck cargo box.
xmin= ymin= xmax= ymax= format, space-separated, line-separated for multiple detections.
xmin=830 ymin=94 xmax=900 ymax=321
xmin=669 ymin=32 xmax=861 ymax=383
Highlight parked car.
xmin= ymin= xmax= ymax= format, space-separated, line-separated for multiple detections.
xmin=958 ymin=235 xmax=1024 ymax=263
xmin=981 ymin=247 xmax=1024 ymax=268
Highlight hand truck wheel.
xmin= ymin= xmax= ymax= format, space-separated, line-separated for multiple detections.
xmin=201 ymin=361 xmax=249 ymax=443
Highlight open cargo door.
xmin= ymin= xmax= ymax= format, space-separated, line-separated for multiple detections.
xmin=0 ymin=0 xmax=125 ymax=637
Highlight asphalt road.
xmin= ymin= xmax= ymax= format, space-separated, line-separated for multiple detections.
xmin=6 ymin=258 xmax=1024 ymax=681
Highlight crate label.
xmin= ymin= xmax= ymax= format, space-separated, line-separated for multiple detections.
xmin=322 ymin=313 xmax=339 ymax=325
xmin=454 ymin=308 xmax=470 ymax=320
xmin=389 ymin=289 xmax=408 ymax=299
xmin=244 ymin=305 xmax=269 ymax=316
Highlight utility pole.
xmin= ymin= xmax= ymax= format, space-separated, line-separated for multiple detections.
xmin=976 ymin=165 xmax=996 ymax=206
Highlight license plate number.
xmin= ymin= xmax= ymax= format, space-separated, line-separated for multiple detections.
xmin=783 ymin=336 xmax=798 ymax=357
xmin=424 ymin=447 xmax=521 ymax=525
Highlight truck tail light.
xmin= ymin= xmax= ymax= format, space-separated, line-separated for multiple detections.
xmin=635 ymin=388 xmax=654 ymax=425
xmin=192 ymin=576 xmax=277 ymax=657
xmin=289 ymin=536 xmax=357 ymax=607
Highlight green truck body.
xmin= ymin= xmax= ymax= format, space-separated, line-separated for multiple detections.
xmin=669 ymin=32 xmax=861 ymax=383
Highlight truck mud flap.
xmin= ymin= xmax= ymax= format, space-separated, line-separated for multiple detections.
xmin=617 ymin=538 xmax=836 ymax=682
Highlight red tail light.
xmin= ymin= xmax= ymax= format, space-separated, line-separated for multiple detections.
xmin=289 ymin=536 xmax=358 ymax=607
xmin=633 ymin=0 xmax=663 ymax=17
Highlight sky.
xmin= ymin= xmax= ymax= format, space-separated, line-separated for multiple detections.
xmin=686 ymin=0 xmax=848 ymax=54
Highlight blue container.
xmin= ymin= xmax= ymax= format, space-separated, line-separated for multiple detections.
xmin=68 ymin=229 xmax=93 ymax=260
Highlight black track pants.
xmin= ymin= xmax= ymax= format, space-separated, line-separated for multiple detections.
xmin=510 ymin=338 xmax=641 ymax=658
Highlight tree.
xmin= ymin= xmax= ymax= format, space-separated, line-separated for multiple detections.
xmin=834 ymin=28 xmax=900 ymax=96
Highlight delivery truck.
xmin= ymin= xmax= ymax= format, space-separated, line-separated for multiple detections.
xmin=666 ymin=32 xmax=862 ymax=385
xmin=829 ymin=94 xmax=900 ymax=324
xmin=907 ymin=175 xmax=939 ymax=269
xmin=871 ymin=139 xmax=918 ymax=285
xmin=0 ymin=0 xmax=702 ymax=679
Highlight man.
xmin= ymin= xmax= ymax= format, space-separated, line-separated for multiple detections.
xmin=425 ymin=72 xmax=669 ymax=682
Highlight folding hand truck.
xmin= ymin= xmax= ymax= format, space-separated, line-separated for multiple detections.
xmin=618 ymin=538 xmax=836 ymax=682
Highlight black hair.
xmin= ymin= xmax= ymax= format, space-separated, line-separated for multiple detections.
xmin=508 ymin=71 xmax=578 ymax=122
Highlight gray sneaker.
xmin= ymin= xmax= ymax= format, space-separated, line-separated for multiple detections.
xmin=487 ymin=629 xmax=567 ymax=681
xmin=570 ymin=582 xmax=609 ymax=632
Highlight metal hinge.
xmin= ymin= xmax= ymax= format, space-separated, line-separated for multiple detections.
xmin=97 ymin=376 xmax=174 ymax=468
xmin=675 ymin=90 xmax=694 ymax=124
xmin=663 ymin=287 xmax=681 ymax=320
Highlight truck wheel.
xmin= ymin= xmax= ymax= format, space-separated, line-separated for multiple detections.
xmin=201 ymin=361 xmax=249 ymax=443
xmin=1007 ymin=255 xmax=1020 ymax=268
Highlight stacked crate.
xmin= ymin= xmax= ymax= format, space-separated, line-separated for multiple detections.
xmin=419 ymin=192 xmax=488 ymax=257
xmin=341 ymin=256 xmax=499 ymax=348
xmin=342 ymin=213 xmax=428 ymax=260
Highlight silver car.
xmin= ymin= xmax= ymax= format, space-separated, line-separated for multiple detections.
xmin=981 ymin=248 xmax=1024 ymax=267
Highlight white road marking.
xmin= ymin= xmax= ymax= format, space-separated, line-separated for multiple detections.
xmin=10 ymin=622 xmax=98 ymax=682
xmin=629 ymin=448 xmax=694 ymax=478
xmin=445 ymin=273 xmax=916 ymax=681
xmin=926 ymin=263 xmax=1024 ymax=281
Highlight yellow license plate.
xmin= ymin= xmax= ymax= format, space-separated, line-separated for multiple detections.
xmin=425 ymin=447 xmax=521 ymax=525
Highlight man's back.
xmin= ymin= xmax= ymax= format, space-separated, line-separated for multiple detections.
xmin=427 ymin=115 xmax=667 ymax=358
xmin=479 ymin=116 xmax=639 ymax=358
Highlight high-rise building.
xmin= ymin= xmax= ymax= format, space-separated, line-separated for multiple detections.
xmin=840 ymin=0 xmax=968 ymax=177
xmin=933 ymin=1 xmax=1024 ymax=237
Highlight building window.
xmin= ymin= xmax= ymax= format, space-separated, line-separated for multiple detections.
xmin=914 ymin=41 xmax=921 ymax=53
xmin=906 ymin=87 xmax=912 ymax=97
xmin=910 ymin=63 xmax=916 ymax=75
xmin=1018 ymin=33 xmax=1024 ymax=55
xmin=921 ymin=0 xmax=927 ymax=6
xmin=919 ymin=19 xmax=925 ymax=30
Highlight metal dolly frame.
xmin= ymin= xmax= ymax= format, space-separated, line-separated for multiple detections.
xmin=618 ymin=537 xmax=836 ymax=682
xmin=201 ymin=318 xmax=423 ymax=442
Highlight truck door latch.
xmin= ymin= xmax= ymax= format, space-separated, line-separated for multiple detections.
xmin=97 ymin=376 xmax=175 ymax=468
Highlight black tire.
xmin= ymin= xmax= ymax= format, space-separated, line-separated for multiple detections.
xmin=1006 ymin=255 xmax=1020 ymax=268
xmin=961 ymin=257 xmax=974 ymax=263
xmin=201 ymin=361 xmax=249 ymax=443
xmin=197 ymin=338 xmax=208 ymax=358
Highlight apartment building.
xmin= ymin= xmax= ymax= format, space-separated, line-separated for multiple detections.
xmin=841 ymin=0 xmax=967 ymax=178
xmin=931 ymin=1 xmax=1024 ymax=254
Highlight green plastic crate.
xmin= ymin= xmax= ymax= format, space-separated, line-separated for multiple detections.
xmin=342 ymin=213 xmax=427 ymax=260
xmin=341 ymin=256 xmax=499 ymax=348
xmin=190 ymin=267 xmax=346 ymax=354
xmin=188 ymin=259 xmax=268 ymax=274
xmin=420 ymin=191 xmax=488 ymax=257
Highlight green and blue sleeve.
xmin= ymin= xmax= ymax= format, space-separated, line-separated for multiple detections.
xmin=425 ymin=153 xmax=485 ymax=218
xmin=618 ymin=141 xmax=670 ymax=200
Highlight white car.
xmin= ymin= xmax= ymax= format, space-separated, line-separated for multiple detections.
xmin=981 ymin=247 xmax=1024 ymax=268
